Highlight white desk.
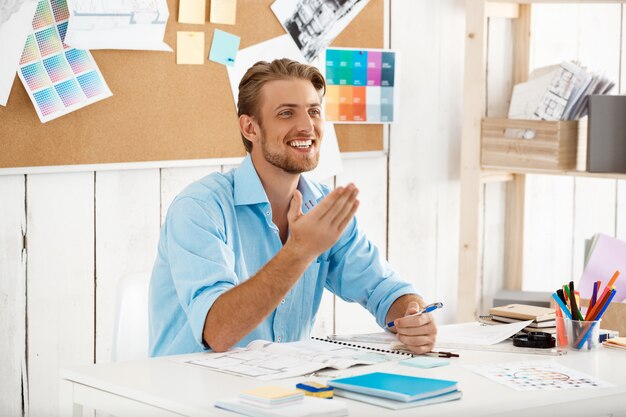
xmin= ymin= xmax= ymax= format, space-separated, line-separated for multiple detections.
xmin=60 ymin=345 xmax=626 ymax=417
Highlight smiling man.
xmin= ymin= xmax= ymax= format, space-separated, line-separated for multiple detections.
xmin=149 ymin=58 xmax=436 ymax=356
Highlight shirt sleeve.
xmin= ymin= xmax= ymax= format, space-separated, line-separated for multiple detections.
xmin=324 ymin=217 xmax=420 ymax=329
xmin=164 ymin=196 xmax=238 ymax=348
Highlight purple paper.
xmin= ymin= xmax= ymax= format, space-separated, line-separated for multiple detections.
xmin=577 ymin=234 xmax=626 ymax=302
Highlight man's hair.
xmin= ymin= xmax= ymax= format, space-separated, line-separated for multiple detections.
xmin=237 ymin=58 xmax=326 ymax=153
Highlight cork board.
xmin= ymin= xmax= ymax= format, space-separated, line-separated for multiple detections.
xmin=0 ymin=0 xmax=383 ymax=169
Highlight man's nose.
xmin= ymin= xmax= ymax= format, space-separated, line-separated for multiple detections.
xmin=295 ymin=112 xmax=315 ymax=133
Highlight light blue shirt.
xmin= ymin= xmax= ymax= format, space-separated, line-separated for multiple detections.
xmin=149 ymin=155 xmax=418 ymax=356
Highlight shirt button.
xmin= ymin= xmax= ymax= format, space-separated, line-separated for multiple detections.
xmin=281 ymin=299 xmax=285 ymax=304
xmin=277 ymin=336 xmax=282 ymax=342
xmin=266 ymin=210 xmax=270 ymax=216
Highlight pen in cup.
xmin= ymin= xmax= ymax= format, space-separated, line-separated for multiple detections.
xmin=386 ymin=302 xmax=443 ymax=328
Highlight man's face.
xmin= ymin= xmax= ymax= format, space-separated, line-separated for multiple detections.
xmin=254 ymin=79 xmax=324 ymax=174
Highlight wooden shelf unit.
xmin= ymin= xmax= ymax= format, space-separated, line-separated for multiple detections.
xmin=457 ymin=0 xmax=625 ymax=321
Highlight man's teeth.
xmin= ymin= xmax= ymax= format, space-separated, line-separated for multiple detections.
xmin=289 ymin=140 xmax=312 ymax=148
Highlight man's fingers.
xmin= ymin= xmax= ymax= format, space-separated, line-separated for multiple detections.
xmin=336 ymin=199 xmax=359 ymax=232
xmin=310 ymin=186 xmax=345 ymax=219
xmin=322 ymin=184 xmax=358 ymax=224
xmin=330 ymin=187 xmax=358 ymax=226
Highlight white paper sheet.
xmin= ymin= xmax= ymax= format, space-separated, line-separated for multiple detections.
xmin=436 ymin=320 xmax=532 ymax=346
xmin=64 ymin=0 xmax=171 ymax=51
xmin=226 ymin=35 xmax=342 ymax=181
xmin=0 ymin=0 xmax=39 ymax=106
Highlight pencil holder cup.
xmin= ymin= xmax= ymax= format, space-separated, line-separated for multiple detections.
xmin=562 ymin=317 xmax=601 ymax=351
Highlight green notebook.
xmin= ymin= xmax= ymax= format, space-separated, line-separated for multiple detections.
xmin=328 ymin=372 xmax=458 ymax=402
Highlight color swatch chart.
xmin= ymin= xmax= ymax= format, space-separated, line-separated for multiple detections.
xmin=18 ymin=0 xmax=111 ymax=123
xmin=324 ymin=48 xmax=397 ymax=123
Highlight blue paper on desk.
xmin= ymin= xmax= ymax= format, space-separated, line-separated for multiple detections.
xmin=328 ymin=372 xmax=457 ymax=402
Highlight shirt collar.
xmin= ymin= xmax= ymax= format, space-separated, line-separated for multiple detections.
xmin=234 ymin=154 xmax=269 ymax=206
xmin=298 ymin=174 xmax=323 ymax=214
xmin=233 ymin=154 xmax=324 ymax=212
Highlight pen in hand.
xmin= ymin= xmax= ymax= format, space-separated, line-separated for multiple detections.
xmin=386 ymin=302 xmax=443 ymax=328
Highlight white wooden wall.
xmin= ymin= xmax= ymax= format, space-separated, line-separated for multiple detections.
xmin=483 ymin=4 xmax=626 ymax=305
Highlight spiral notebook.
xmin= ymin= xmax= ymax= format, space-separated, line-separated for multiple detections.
xmin=178 ymin=338 xmax=409 ymax=381
xmin=311 ymin=336 xmax=414 ymax=357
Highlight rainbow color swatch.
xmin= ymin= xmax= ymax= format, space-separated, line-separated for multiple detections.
xmin=77 ymin=71 xmax=108 ymax=98
xmin=18 ymin=0 xmax=112 ymax=123
xmin=21 ymin=62 xmax=51 ymax=91
xmin=50 ymin=0 xmax=69 ymax=22
xmin=20 ymin=34 xmax=41 ymax=65
xmin=32 ymin=0 xmax=54 ymax=30
xmin=55 ymin=79 xmax=83 ymax=107
xmin=35 ymin=26 xmax=63 ymax=57
xmin=65 ymin=49 xmax=93 ymax=74
xmin=324 ymin=48 xmax=398 ymax=123
xmin=43 ymin=54 xmax=73 ymax=82
xmin=33 ymin=87 xmax=64 ymax=116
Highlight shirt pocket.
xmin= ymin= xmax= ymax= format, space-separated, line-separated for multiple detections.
xmin=300 ymin=259 xmax=330 ymax=331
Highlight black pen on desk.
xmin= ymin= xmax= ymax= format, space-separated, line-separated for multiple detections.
xmin=425 ymin=351 xmax=459 ymax=358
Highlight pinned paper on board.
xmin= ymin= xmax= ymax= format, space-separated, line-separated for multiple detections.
xmin=177 ymin=31 xmax=205 ymax=65
xmin=0 ymin=0 xmax=39 ymax=106
xmin=178 ymin=0 xmax=205 ymax=24
xmin=271 ymin=0 xmax=370 ymax=62
xmin=210 ymin=0 xmax=237 ymax=25
xmin=17 ymin=0 xmax=112 ymax=123
xmin=325 ymin=48 xmax=398 ymax=123
xmin=208 ymin=29 xmax=240 ymax=67
xmin=64 ymin=0 xmax=171 ymax=51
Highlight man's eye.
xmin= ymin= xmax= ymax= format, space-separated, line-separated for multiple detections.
xmin=309 ymin=109 xmax=321 ymax=116
xmin=279 ymin=111 xmax=292 ymax=117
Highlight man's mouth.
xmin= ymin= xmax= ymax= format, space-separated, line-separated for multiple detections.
xmin=287 ymin=139 xmax=314 ymax=149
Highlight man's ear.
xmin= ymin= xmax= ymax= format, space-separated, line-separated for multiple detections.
xmin=239 ymin=115 xmax=261 ymax=144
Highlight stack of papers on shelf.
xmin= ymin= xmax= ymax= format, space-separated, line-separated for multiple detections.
xmin=239 ymin=386 xmax=304 ymax=408
xmin=603 ymin=337 xmax=626 ymax=351
xmin=508 ymin=61 xmax=614 ymax=121
xmin=215 ymin=396 xmax=348 ymax=417
xmin=486 ymin=304 xmax=557 ymax=334
xmin=328 ymin=372 xmax=462 ymax=410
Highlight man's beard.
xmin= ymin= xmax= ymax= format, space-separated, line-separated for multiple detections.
xmin=259 ymin=129 xmax=320 ymax=174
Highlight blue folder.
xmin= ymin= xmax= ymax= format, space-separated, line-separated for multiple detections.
xmin=328 ymin=372 xmax=458 ymax=402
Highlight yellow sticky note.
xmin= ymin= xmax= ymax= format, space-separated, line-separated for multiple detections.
xmin=210 ymin=0 xmax=237 ymax=25
xmin=178 ymin=0 xmax=206 ymax=24
xmin=176 ymin=32 xmax=205 ymax=65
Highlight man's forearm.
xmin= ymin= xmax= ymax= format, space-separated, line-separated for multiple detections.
xmin=203 ymin=242 xmax=315 ymax=352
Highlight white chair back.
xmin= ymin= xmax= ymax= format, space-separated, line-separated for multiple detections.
xmin=112 ymin=271 xmax=151 ymax=362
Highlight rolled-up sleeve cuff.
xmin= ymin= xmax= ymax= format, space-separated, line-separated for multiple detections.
xmin=366 ymin=278 xmax=421 ymax=329
xmin=188 ymin=281 xmax=236 ymax=350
